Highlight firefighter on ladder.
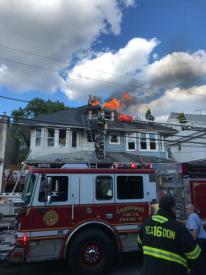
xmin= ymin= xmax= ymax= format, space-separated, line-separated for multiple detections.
xmin=137 ymin=195 xmax=203 ymax=275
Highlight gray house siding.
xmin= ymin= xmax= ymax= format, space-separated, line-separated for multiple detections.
xmin=105 ymin=131 xmax=167 ymax=158
xmin=105 ymin=132 xmax=125 ymax=152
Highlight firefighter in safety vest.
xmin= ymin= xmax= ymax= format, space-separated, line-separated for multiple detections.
xmin=137 ymin=195 xmax=202 ymax=275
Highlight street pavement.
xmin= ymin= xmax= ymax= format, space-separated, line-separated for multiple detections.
xmin=0 ymin=252 xmax=142 ymax=275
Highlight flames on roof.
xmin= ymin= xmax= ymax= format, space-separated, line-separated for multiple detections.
xmin=118 ymin=113 xmax=134 ymax=122
xmin=88 ymin=93 xmax=135 ymax=122
xmin=89 ymin=92 xmax=134 ymax=110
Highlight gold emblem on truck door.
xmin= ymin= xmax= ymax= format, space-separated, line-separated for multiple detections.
xmin=43 ymin=210 xmax=59 ymax=226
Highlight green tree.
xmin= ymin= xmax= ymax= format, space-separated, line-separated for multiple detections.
xmin=177 ymin=112 xmax=187 ymax=124
xmin=11 ymin=98 xmax=69 ymax=162
xmin=145 ymin=108 xmax=155 ymax=121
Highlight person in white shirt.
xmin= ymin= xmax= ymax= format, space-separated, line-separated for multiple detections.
xmin=186 ymin=204 xmax=206 ymax=256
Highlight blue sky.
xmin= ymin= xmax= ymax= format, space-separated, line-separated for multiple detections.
xmin=1 ymin=0 xmax=206 ymax=118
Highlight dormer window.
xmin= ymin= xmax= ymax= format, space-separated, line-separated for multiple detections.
xmin=92 ymin=110 xmax=99 ymax=119
xmin=104 ymin=111 xmax=112 ymax=120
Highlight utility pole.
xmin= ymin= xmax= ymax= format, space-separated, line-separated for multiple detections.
xmin=0 ymin=113 xmax=9 ymax=192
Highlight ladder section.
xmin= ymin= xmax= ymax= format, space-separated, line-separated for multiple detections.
xmin=82 ymin=115 xmax=97 ymax=168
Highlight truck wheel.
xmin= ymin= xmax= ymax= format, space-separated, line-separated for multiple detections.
xmin=68 ymin=229 xmax=115 ymax=275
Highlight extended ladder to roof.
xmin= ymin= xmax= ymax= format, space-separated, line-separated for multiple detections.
xmin=82 ymin=115 xmax=98 ymax=168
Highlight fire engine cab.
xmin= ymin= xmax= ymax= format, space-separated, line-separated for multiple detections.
xmin=6 ymin=164 xmax=157 ymax=274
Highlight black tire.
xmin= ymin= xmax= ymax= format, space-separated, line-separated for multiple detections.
xmin=68 ymin=229 xmax=115 ymax=275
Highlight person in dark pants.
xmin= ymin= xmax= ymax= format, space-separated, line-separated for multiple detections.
xmin=137 ymin=195 xmax=202 ymax=275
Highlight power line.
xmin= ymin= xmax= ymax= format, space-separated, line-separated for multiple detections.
xmin=2 ymin=116 xmax=206 ymax=146
xmin=1 ymin=93 xmax=206 ymax=135
xmin=0 ymin=43 xmax=68 ymax=64
xmin=2 ymin=52 xmax=206 ymax=102
xmin=0 ymin=56 xmax=132 ymax=89
xmin=1 ymin=99 xmax=206 ymax=138
xmin=2 ymin=43 xmax=206 ymax=101
xmin=0 ymin=95 xmax=29 ymax=103
xmin=0 ymin=94 xmax=205 ymax=131
xmin=0 ymin=43 xmax=142 ymax=82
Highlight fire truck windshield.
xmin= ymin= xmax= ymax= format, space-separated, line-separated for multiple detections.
xmin=22 ymin=173 xmax=36 ymax=204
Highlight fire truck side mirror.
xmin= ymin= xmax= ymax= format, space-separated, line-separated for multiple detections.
xmin=47 ymin=195 xmax=52 ymax=204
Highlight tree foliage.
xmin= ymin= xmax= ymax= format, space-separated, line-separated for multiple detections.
xmin=145 ymin=108 xmax=155 ymax=121
xmin=11 ymin=98 xmax=69 ymax=162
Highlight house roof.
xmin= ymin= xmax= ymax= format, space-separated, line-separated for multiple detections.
xmin=106 ymin=120 xmax=176 ymax=134
xmin=19 ymin=105 xmax=176 ymax=134
xmin=168 ymin=112 xmax=206 ymax=123
xmin=19 ymin=105 xmax=91 ymax=128
xmin=26 ymin=151 xmax=175 ymax=165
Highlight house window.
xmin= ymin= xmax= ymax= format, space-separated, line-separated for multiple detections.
xmin=48 ymin=128 xmax=55 ymax=147
xmin=59 ymin=129 xmax=66 ymax=147
xmin=104 ymin=111 xmax=112 ymax=120
xmin=149 ymin=133 xmax=156 ymax=150
xmin=139 ymin=133 xmax=157 ymax=151
xmin=140 ymin=133 xmax=147 ymax=150
xmin=87 ymin=131 xmax=95 ymax=142
xmin=72 ymin=130 xmax=77 ymax=148
xmin=126 ymin=133 xmax=136 ymax=151
xmin=117 ymin=176 xmax=143 ymax=200
xmin=92 ymin=110 xmax=99 ymax=119
xmin=35 ymin=128 xmax=41 ymax=147
xmin=109 ymin=135 xmax=120 ymax=144
xmin=96 ymin=176 xmax=113 ymax=200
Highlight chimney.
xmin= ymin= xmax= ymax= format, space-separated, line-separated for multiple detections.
xmin=88 ymin=95 xmax=93 ymax=106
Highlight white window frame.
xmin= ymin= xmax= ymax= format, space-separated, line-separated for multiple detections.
xmin=59 ymin=129 xmax=66 ymax=147
xmin=109 ymin=134 xmax=120 ymax=145
xmin=139 ymin=132 xmax=158 ymax=151
xmin=47 ymin=128 xmax=55 ymax=147
xmin=126 ymin=133 xmax=136 ymax=151
xmin=159 ymin=135 xmax=165 ymax=152
xmin=91 ymin=110 xmax=99 ymax=119
xmin=35 ymin=128 xmax=41 ymax=147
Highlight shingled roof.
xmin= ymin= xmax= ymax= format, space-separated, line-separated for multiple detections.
xmin=19 ymin=105 xmax=176 ymax=134
xmin=26 ymin=151 xmax=175 ymax=165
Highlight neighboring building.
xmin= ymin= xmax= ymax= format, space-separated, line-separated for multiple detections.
xmin=0 ymin=113 xmax=19 ymax=191
xmin=0 ymin=113 xmax=8 ymax=191
xmin=167 ymin=112 xmax=206 ymax=162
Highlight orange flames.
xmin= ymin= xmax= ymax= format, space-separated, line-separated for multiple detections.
xmin=103 ymin=92 xmax=134 ymax=110
xmin=89 ymin=92 xmax=134 ymax=111
xmin=103 ymin=98 xmax=121 ymax=110
xmin=118 ymin=113 xmax=134 ymax=122
xmin=122 ymin=92 xmax=133 ymax=101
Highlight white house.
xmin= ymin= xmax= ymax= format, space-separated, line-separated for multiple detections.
xmin=167 ymin=112 xmax=206 ymax=162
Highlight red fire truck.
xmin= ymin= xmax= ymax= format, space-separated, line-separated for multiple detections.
xmin=182 ymin=162 xmax=206 ymax=226
xmin=3 ymin=164 xmax=157 ymax=274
